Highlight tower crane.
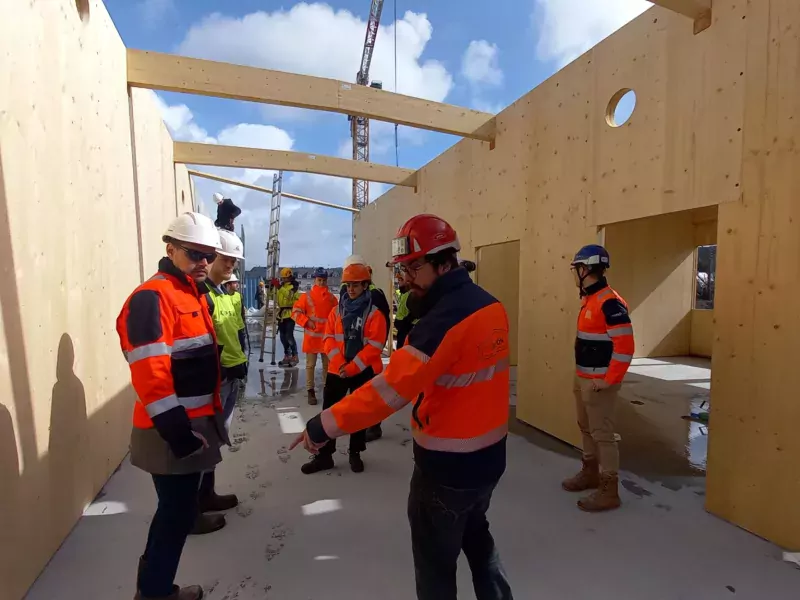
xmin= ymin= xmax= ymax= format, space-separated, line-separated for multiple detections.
xmin=350 ymin=0 xmax=385 ymax=210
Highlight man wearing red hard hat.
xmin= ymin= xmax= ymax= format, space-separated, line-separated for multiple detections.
xmin=292 ymin=214 xmax=513 ymax=600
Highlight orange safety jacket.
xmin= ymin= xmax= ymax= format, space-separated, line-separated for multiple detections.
xmin=117 ymin=258 xmax=222 ymax=456
xmin=575 ymin=278 xmax=634 ymax=384
xmin=307 ymin=268 xmax=509 ymax=488
xmin=291 ymin=285 xmax=338 ymax=354
xmin=323 ymin=297 xmax=387 ymax=378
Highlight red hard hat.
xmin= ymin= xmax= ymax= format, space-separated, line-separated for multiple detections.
xmin=391 ymin=214 xmax=461 ymax=264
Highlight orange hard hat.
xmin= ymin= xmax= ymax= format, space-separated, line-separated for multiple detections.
xmin=391 ymin=214 xmax=460 ymax=264
xmin=342 ymin=264 xmax=371 ymax=283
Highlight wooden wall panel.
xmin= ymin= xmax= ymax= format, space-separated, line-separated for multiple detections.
xmin=604 ymin=210 xmax=696 ymax=358
xmin=707 ymin=0 xmax=800 ymax=549
xmin=689 ymin=310 xmax=714 ymax=357
xmin=476 ymin=241 xmax=521 ymax=366
xmin=589 ymin=2 xmax=746 ymax=226
xmin=0 ymin=2 xmax=189 ymax=597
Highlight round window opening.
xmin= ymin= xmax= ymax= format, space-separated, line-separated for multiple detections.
xmin=606 ymin=89 xmax=636 ymax=128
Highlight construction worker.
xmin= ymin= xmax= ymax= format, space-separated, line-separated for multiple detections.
xmin=394 ymin=273 xmax=418 ymax=349
xmin=117 ymin=212 xmax=224 ymax=600
xmin=224 ymin=272 xmax=240 ymax=294
xmin=364 ymin=264 xmax=391 ymax=442
xmin=299 ymin=258 xmax=387 ymax=475
xmin=291 ymin=215 xmax=513 ymax=600
xmin=256 ymin=280 xmax=266 ymax=310
xmin=291 ymin=267 xmax=338 ymax=405
xmin=562 ymin=244 xmax=634 ymax=512
xmin=276 ymin=267 xmax=301 ymax=367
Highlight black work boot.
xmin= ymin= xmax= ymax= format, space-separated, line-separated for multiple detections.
xmin=307 ymin=389 xmax=318 ymax=405
xmin=349 ymin=452 xmax=365 ymax=473
xmin=365 ymin=423 xmax=383 ymax=443
xmin=134 ymin=584 xmax=204 ymax=599
xmin=301 ymin=454 xmax=334 ymax=474
xmin=189 ymin=513 xmax=226 ymax=535
xmin=198 ymin=471 xmax=238 ymax=513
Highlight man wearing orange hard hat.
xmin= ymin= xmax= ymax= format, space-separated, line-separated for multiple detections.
xmin=298 ymin=256 xmax=388 ymax=475
xmin=291 ymin=214 xmax=513 ymax=600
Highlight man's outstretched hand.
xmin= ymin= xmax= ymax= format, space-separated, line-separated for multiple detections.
xmin=290 ymin=430 xmax=327 ymax=454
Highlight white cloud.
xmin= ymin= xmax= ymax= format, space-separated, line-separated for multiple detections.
xmin=138 ymin=0 xmax=176 ymax=27
xmin=152 ymin=94 xmax=354 ymax=268
xmin=532 ymin=0 xmax=652 ymax=68
xmin=461 ymin=40 xmax=503 ymax=88
xmin=177 ymin=4 xmax=453 ymax=103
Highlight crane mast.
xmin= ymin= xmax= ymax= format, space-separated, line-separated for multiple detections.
xmin=351 ymin=0 xmax=385 ymax=210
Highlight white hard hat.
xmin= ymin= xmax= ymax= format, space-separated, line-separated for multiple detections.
xmin=343 ymin=254 xmax=367 ymax=268
xmin=217 ymin=228 xmax=244 ymax=259
xmin=213 ymin=192 xmax=224 ymax=205
xmin=226 ymin=273 xmax=239 ymax=283
xmin=162 ymin=212 xmax=222 ymax=250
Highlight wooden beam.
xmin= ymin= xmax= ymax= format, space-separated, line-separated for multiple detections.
xmin=128 ymin=49 xmax=496 ymax=141
xmin=175 ymin=142 xmax=418 ymax=188
xmin=187 ymin=169 xmax=358 ymax=213
xmin=648 ymin=0 xmax=712 ymax=34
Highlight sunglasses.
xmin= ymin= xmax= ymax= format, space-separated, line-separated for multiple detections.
xmin=176 ymin=244 xmax=217 ymax=264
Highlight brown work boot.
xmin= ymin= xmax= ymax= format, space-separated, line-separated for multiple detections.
xmin=134 ymin=584 xmax=204 ymax=599
xmin=307 ymin=389 xmax=317 ymax=405
xmin=189 ymin=513 xmax=226 ymax=535
xmin=577 ymin=472 xmax=621 ymax=512
xmin=561 ymin=457 xmax=599 ymax=492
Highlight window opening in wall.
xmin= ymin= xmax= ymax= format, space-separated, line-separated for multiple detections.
xmin=606 ymin=89 xmax=637 ymax=127
xmin=75 ymin=0 xmax=90 ymax=21
xmin=695 ymin=244 xmax=716 ymax=310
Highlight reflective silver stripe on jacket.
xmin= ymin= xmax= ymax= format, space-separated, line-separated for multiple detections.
xmin=353 ymin=356 xmax=367 ymax=372
xmin=305 ymin=331 xmax=325 ymax=338
xmin=372 ymin=374 xmax=409 ymax=411
xmin=327 ymin=348 xmax=341 ymax=358
xmin=321 ymin=409 xmax=344 ymax=438
xmin=311 ymin=316 xmax=327 ymax=323
xmin=173 ymin=333 xmax=214 ymax=352
xmin=436 ymin=357 xmax=510 ymax=389
xmin=126 ymin=342 xmax=171 ymax=364
xmin=577 ymin=331 xmax=611 ymax=341
xmin=413 ymin=422 xmax=508 ymax=453
xmin=144 ymin=394 xmax=180 ymax=417
xmin=611 ymin=353 xmax=633 ymax=363
xmin=178 ymin=393 xmax=214 ymax=410
xmin=577 ymin=365 xmax=608 ymax=375
xmin=608 ymin=326 xmax=633 ymax=338
xmin=402 ymin=345 xmax=430 ymax=364
xmin=366 ymin=339 xmax=384 ymax=350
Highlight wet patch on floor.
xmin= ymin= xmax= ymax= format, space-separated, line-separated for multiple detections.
xmin=621 ymin=479 xmax=653 ymax=498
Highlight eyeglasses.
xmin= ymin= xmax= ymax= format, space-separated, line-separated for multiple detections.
xmin=398 ymin=260 xmax=427 ymax=276
xmin=176 ymin=244 xmax=217 ymax=264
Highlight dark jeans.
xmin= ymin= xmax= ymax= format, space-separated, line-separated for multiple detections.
xmin=139 ymin=472 xmax=202 ymax=597
xmin=279 ymin=318 xmax=297 ymax=357
xmin=408 ymin=467 xmax=513 ymax=600
xmin=319 ymin=369 xmax=374 ymax=456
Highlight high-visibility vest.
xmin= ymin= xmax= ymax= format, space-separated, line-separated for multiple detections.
xmin=205 ymin=281 xmax=247 ymax=368
xmin=575 ymin=280 xmax=634 ymax=384
xmin=309 ymin=268 xmax=509 ymax=488
xmin=292 ymin=285 xmax=338 ymax=354
xmin=117 ymin=258 xmax=221 ymax=430
xmin=277 ymin=283 xmax=301 ymax=320
xmin=323 ymin=298 xmax=387 ymax=378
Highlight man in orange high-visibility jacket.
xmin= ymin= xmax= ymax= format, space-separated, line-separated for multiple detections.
xmin=117 ymin=212 xmax=225 ymax=600
xmin=291 ymin=215 xmax=513 ymax=600
xmin=562 ymin=244 xmax=635 ymax=512
xmin=299 ymin=258 xmax=387 ymax=475
xmin=292 ymin=267 xmax=338 ymax=406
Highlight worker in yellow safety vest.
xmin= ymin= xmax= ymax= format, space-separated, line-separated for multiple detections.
xmin=276 ymin=267 xmax=301 ymax=367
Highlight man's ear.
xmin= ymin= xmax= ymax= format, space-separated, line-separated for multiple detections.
xmin=165 ymin=243 xmax=175 ymax=259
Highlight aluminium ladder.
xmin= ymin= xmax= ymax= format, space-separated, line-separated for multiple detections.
xmin=259 ymin=171 xmax=283 ymax=364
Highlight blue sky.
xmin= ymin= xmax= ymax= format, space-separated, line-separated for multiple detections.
xmin=106 ymin=0 xmax=651 ymax=268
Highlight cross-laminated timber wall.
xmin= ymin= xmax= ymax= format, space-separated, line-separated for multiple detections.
xmin=0 ymin=1 xmax=193 ymax=598
xmin=355 ymin=0 xmax=800 ymax=549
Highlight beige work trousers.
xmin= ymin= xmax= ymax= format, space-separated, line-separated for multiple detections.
xmin=306 ymin=352 xmax=329 ymax=391
xmin=573 ymin=375 xmax=621 ymax=473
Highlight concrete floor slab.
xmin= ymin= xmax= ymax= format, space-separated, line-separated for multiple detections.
xmin=27 ymin=356 xmax=800 ymax=599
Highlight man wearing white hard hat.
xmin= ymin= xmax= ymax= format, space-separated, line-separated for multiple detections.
xmin=116 ymin=212 xmax=225 ymax=600
xmin=195 ymin=228 xmax=249 ymax=523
